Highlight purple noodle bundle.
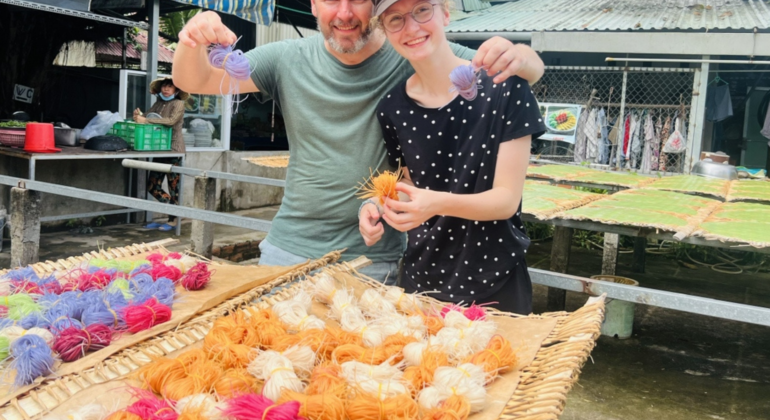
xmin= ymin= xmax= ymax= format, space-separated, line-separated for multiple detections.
xmin=208 ymin=42 xmax=252 ymax=114
xmin=449 ymin=63 xmax=482 ymax=101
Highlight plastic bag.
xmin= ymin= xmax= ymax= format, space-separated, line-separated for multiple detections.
xmin=662 ymin=118 xmax=687 ymax=154
xmin=188 ymin=118 xmax=215 ymax=134
xmin=80 ymin=111 xmax=123 ymax=140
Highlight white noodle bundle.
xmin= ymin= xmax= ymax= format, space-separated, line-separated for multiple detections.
xmin=1 ymin=326 xmax=55 ymax=346
xmin=41 ymin=404 xmax=107 ymax=420
xmin=247 ymin=350 xmax=305 ymax=401
xmin=383 ymin=287 xmax=422 ymax=311
xmin=341 ymin=361 xmax=408 ymax=400
xmin=402 ymin=341 xmax=428 ymax=367
xmin=272 ymin=291 xmax=325 ymax=331
xmin=359 ymin=289 xmax=397 ymax=317
xmin=176 ymin=394 xmax=226 ymax=419
xmin=280 ymin=345 xmax=316 ymax=378
xmin=312 ymin=272 xmax=337 ymax=304
xmin=418 ymin=364 xmax=487 ymax=412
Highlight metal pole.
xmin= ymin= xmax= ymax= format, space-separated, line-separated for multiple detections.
xmin=0 ymin=175 xmax=273 ymax=232
xmin=121 ymin=159 xmax=287 ymax=187
xmin=529 ymin=268 xmax=770 ymax=327
xmin=615 ymin=70 xmax=628 ymax=168
xmin=686 ymin=58 xmax=710 ymax=172
xmin=145 ymin=0 xmax=159 ymax=112
xmin=606 ymin=57 xmax=770 ymax=65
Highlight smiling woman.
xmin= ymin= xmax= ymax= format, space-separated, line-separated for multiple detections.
xmin=360 ymin=0 xmax=547 ymax=315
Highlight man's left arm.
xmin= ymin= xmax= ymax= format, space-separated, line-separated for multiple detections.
xmin=450 ymin=38 xmax=544 ymax=85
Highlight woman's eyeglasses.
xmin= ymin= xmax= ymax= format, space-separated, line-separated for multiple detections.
xmin=381 ymin=2 xmax=439 ymax=33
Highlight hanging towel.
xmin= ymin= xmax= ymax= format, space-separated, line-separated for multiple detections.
xmin=640 ymin=112 xmax=655 ymax=173
xmin=659 ymin=116 xmax=672 ymax=171
xmin=652 ymin=114 xmax=662 ymax=171
xmin=629 ymin=111 xmax=643 ymax=169
xmin=574 ymin=107 xmax=591 ymax=163
xmin=597 ymin=109 xmax=610 ymax=164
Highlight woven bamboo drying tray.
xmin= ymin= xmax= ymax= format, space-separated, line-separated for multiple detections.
xmin=0 ymin=250 xmax=345 ymax=420
xmin=0 ymin=238 xmax=177 ymax=277
xmin=527 ymin=164 xmax=654 ymax=188
xmin=522 ymin=181 xmax=603 ymax=219
xmin=643 ymin=175 xmax=731 ymax=199
xmin=243 ymin=155 xmax=290 ymax=168
xmin=726 ymin=179 xmax=770 ymax=203
xmin=692 ymin=202 xmax=770 ymax=248
xmin=556 ymin=188 xmax=721 ymax=238
xmin=1 ymin=255 xmax=604 ymax=420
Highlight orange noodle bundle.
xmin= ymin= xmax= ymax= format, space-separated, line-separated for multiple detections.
xmin=246 ymin=308 xmax=288 ymax=348
xmin=357 ymin=168 xmax=404 ymax=207
xmin=204 ymin=337 xmax=254 ymax=369
xmin=421 ymin=394 xmax=471 ymax=420
xmin=175 ymin=394 xmax=226 ymax=420
xmin=402 ymin=349 xmax=450 ymax=395
xmin=305 ymin=363 xmax=348 ymax=398
xmin=137 ymin=349 xmax=208 ymax=394
xmin=463 ymin=334 xmax=518 ymax=382
xmin=327 ymin=326 xmax=364 ymax=347
xmin=408 ymin=311 xmax=444 ymax=336
xmin=279 ymin=390 xmax=346 ymax=420
xmin=346 ymin=389 xmax=419 ymax=420
xmin=332 ymin=334 xmax=417 ymax=366
xmin=271 ymin=327 xmax=338 ymax=362
xmin=208 ymin=311 xmax=251 ymax=344
xmin=161 ymin=359 xmax=223 ymax=401
xmin=213 ymin=368 xmax=262 ymax=398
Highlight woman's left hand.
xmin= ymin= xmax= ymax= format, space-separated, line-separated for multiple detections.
xmin=382 ymin=182 xmax=440 ymax=232
xmin=134 ymin=115 xmax=147 ymax=124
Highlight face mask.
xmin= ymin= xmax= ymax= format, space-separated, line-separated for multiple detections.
xmin=159 ymin=93 xmax=176 ymax=101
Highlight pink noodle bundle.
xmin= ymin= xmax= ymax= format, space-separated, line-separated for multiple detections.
xmin=224 ymin=394 xmax=304 ymax=420
xmin=179 ymin=263 xmax=213 ymax=291
xmin=126 ymin=390 xmax=179 ymax=420
xmin=440 ymin=303 xmax=488 ymax=321
xmin=0 ymin=305 xmax=7 ymax=317
xmin=146 ymin=252 xmax=181 ymax=265
xmin=121 ymin=298 xmax=172 ymax=333
xmin=65 ymin=269 xmax=115 ymax=292
xmin=150 ymin=265 xmax=182 ymax=282
xmin=52 ymin=324 xmax=112 ymax=362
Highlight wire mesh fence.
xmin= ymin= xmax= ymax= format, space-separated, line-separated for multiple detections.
xmin=532 ymin=66 xmax=697 ymax=174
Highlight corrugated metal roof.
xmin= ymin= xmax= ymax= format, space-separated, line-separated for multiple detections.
xmin=446 ymin=0 xmax=770 ymax=33
xmin=96 ymin=32 xmax=175 ymax=63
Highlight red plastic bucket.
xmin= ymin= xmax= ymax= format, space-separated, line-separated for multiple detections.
xmin=24 ymin=123 xmax=60 ymax=153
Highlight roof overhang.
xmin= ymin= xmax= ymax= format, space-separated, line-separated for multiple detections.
xmin=530 ymin=31 xmax=770 ymax=56
xmin=0 ymin=0 xmax=148 ymax=28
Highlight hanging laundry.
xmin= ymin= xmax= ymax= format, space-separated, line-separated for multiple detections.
xmin=659 ymin=116 xmax=672 ymax=171
xmin=628 ymin=111 xmax=643 ymax=169
xmin=652 ymin=114 xmax=662 ymax=171
xmin=761 ymin=102 xmax=770 ymax=141
xmin=705 ymin=84 xmax=733 ymax=122
xmin=640 ymin=112 xmax=655 ymax=173
xmin=574 ymin=107 xmax=591 ymax=163
xmin=622 ymin=113 xmax=631 ymax=160
xmin=597 ymin=109 xmax=610 ymax=164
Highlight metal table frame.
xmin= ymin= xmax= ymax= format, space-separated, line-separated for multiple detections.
xmin=0 ymin=147 xmax=185 ymax=236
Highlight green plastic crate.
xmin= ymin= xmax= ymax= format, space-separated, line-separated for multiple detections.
xmin=110 ymin=121 xmax=172 ymax=151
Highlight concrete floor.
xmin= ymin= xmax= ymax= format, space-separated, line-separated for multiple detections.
xmin=1 ymin=208 xmax=769 ymax=419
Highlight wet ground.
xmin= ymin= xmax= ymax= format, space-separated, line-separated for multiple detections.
xmin=1 ymin=207 xmax=769 ymax=419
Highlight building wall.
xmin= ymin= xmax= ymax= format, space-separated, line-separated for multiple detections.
xmin=256 ymin=22 xmax=318 ymax=46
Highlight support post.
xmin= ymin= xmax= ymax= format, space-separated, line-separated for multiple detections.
xmin=546 ymin=226 xmax=573 ymax=311
xmin=633 ymin=237 xmax=647 ymax=273
xmin=145 ymin=0 xmax=160 ymax=112
xmin=602 ymin=233 xmax=620 ymax=275
xmin=191 ymin=176 xmax=216 ymax=258
xmin=685 ymin=57 xmax=710 ymax=173
xmin=10 ymin=187 xmax=41 ymax=267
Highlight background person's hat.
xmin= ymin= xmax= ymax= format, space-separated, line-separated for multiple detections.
xmin=373 ymin=0 xmax=401 ymax=16
xmin=149 ymin=77 xmax=190 ymax=101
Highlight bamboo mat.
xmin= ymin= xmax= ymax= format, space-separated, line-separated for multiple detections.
xmin=243 ymin=155 xmax=290 ymax=168
xmin=1 ymin=257 xmax=605 ymax=420
xmin=692 ymin=202 xmax=770 ymax=248
xmin=527 ymin=164 xmax=654 ymax=188
xmin=556 ymin=189 xmax=720 ymax=235
xmin=644 ymin=175 xmax=731 ymax=199
xmin=726 ymin=179 xmax=770 ymax=203
xmin=522 ymin=181 xmax=603 ymax=219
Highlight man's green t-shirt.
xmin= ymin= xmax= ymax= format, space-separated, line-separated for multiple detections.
xmin=245 ymin=35 xmax=473 ymax=263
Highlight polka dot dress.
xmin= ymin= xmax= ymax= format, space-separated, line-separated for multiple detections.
xmin=375 ymin=73 xmax=546 ymax=303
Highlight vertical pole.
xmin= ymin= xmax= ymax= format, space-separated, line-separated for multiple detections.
xmin=191 ymin=176 xmax=216 ymax=258
xmin=145 ymin=0 xmax=160 ymax=112
xmin=632 ymin=237 xmax=647 ymax=273
xmin=10 ymin=187 xmax=41 ymax=267
xmin=686 ymin=57 xmax=710 ymax=173
xmin=546 ymin=226 xmax=573 ymax=312
xmin=175 ymin=155 xmax=184 ymax=237
xmin=602 ymin=233 xmax=620 ymax=275
xmin=615 ymin=70 xmax=628 ymax=168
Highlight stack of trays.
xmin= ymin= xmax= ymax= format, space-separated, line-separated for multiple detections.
xmin=194 ymin=132 xmax=212 ymax=147
xmin=183 ymin=132 xmax=196 ymax=147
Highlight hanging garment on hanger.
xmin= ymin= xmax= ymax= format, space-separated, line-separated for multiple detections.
xmin=630 ymin=111 xmax=645 ymax=169
xmin=597 ymin=109 xmax=610 ymax=164
xmin=760 ymin=103 xmax=770 ymax=140
xmin=574 ymin=107 xmax=591 ymax=163
xmin=652 ymin=113 xmax=662 ymax=171
xmin=622 ymin=112 xmax=632 ymax=159
xmin=705 ymin=84 xmax=733 ymax=122
xmin=659 ymin=116 xmax=672 ymax=171
xmin=641 ymin=112 xmax=655 ymax=173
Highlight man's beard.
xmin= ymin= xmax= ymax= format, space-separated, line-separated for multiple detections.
xmin=319 ymin=20 xmax=373 ymax=54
